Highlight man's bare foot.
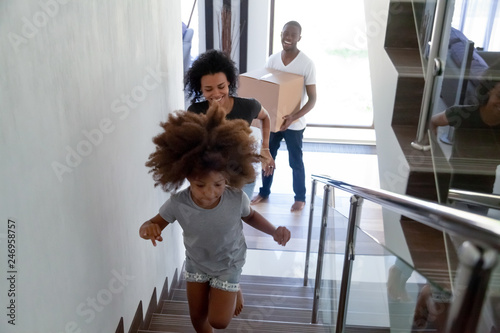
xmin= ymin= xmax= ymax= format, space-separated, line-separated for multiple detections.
xmin=250 ymin=194 xmax=268 ymax=205
xmin=291 ymin=201 xmax=305 ymax=212
xmin=234 ymin=289 xmax=244 ymax=317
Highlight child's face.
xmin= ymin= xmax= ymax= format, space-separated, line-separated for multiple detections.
xmin=188 ymin=171 xmax=227 ymax=209
xmin=200 ymin=72 xmax=231 ymax=108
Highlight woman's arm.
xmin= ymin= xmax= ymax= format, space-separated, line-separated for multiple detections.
xmin=242 ymin=208 xmax=290 ymax=246
xmin=256 ymin=107 xmax=276 ymax=175
xmin=139 ymin=213 xmax=170 ymax=246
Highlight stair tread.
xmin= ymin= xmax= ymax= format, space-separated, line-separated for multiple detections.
xmin=160 ymin=300 xmax=331 ymax=324
xmin=144 ymin=274 xmax=390 ymax=332
xmin=174 ymin=281 xmax=321 ymax=297
xmin=146 ymin=313 xmax=333 ymax=333
xmin=170 ymin=288 xmax=317 ymax=308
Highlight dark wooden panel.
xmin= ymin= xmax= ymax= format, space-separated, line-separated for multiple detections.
xmin=384 ymin=1 xmax=420 ymax=49
xmin=204 ymin=0 xmax=213 ymax=50
xmin=140 ymin=288 xmax=157 ymax=330
xmin=128 ymin=301 xmax=143 ymax=333
xmin=391 ymin=78 xmax=426 ymax=127
xmin=115 ymin=317 xmax=124 ymax=333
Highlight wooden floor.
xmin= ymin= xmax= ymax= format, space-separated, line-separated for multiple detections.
xmin=245 ymin=142 xmax=385 ymax=255
xmin=245 ymin=193 xmax=386 ymax=256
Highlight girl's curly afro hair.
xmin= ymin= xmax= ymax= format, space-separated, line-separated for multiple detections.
xmin=146 ymin=103 xmax=261 ymax=192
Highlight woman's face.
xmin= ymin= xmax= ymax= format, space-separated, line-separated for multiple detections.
xmin=485 ymin=82 xmax=500 ymax=119
xmin=188 ymin=171 xmax=226 ymax=209
xmin=200 ymin=72 xmax=231 ymax=107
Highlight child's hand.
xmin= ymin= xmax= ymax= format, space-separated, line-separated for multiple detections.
xmin=273 ymin=226 xmax=291 ymax=246
xmin=139 ymin=220 xmax=163 ymax=246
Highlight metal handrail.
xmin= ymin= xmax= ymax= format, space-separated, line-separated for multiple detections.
xmin=411 ymin=0 xmax=451 ymax=151
xmin=448 ymin=188 xmax=500 ymax=210
xmin=311 ymin=174 xmax=500 ymax=252
xmin=305 ymin=174 xmax=500 ymax=332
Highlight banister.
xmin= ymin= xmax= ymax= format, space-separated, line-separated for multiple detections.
xmin=448 ymin=188 xmax=500 ymax=210
xmin=311 ymin=174 xmax=500 ymax=252
xmin=306 ymin=174 xmax=499 ymax=332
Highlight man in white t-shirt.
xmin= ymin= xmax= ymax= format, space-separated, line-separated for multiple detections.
xmin=251 ymin=20 xmax=317 ymax=212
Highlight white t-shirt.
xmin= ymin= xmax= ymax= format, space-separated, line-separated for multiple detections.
xmin=266 ymin=51 xmax=316 ymax=131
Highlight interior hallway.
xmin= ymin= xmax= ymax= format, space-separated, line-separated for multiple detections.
xmin=239 ymin=141 xmax=417 ymax=328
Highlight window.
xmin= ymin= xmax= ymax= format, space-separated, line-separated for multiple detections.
xmin=452 ymin=0 xmax=500 ymax=51
xmin=272 ymin=0 xmax=374 ymax=128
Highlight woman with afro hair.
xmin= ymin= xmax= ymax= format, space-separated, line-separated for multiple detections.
xmin=139 ymin=103 xmax=291 ymax=332
xmin=184 ymin=49 xmax=275 ymax=200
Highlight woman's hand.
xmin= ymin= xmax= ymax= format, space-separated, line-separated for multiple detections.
xmin=273 ymin=226 xmax=291 ymax=246
xmin=261 ymin=149 xmax=275 ymax=176
xmin=139 ymin=220 xmax=163 ymax=246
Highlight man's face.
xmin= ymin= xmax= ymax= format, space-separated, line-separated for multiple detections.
xmin=280 ymin=24 xmax=301 ymax=52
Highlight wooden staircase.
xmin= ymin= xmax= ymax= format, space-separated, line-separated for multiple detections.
xmin=138 ymin=273 xmax=334 ymax=333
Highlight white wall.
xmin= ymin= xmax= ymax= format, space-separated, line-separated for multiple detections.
xmin=247 ymin=0 xmax=270 ymax=71
xmin=363 ymin=0 xmax=413 ymax=265
xmin=0 ymin=1 xmax=185 ymax=332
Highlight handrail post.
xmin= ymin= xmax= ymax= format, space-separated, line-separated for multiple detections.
xmin=304 ymin=179 xmax=318 ymax=286
xmin=412 ymin=0 xmax=452 ymax=151
xmin=311 ymin=184 xmax=331 ymax=324
xmin=445 ymin=241 xmax=497 ymax=333
xmin=336 ymin=195 xmax=363 ymax=333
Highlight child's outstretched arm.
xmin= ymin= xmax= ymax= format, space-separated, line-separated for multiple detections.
xmin=242 ymin=208 xmax=291 ymax=246
xmin=139 ymin=214 xmax=170 ymax=246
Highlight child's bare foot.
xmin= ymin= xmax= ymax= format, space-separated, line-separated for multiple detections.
xmin=387 ymin=265 xmax=411 ymax=302
xmin=250 ymin=194 xmax=267 ymax=205
xmin=234 ymin=289 xmax=244 ymax=317
xmin=291 ymin=201 xmax=305 ymax=212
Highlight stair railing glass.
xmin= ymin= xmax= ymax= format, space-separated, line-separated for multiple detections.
xmin=305 ymin=174 xmax=500 ymax=333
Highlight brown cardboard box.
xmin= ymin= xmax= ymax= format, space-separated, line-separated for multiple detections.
xmin=238 ymin=68 xmax=304 ymax=132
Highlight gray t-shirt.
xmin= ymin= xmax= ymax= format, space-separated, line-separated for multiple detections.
xmin=159 ymin=187 xmax=250 ymax=276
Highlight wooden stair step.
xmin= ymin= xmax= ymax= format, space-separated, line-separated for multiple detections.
xmin=239 ymin=274 xmax=314 ymax=286
xmin=174 ymin=280 xmax=323 ymax=299
xmin=160 ymin=299 xmax=332 ymax=324
xmin=170 ymin=287 xmax=317 ymax=308
xmin=141 ymin=313 xmax=334 ymax=333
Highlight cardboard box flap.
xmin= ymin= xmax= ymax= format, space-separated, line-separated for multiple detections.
xmin=241 ymin=68 xmax=303 ymax=85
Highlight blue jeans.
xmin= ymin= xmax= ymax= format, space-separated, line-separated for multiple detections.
xmin=242 ymin=181 xmax=256 ymax=200
xmin=258 ymin=129 xmax=306 ymax=202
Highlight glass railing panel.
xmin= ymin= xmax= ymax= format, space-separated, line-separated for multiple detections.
xmin=412 ymin=0 xmax=437 ymax=71
xmin=344 ymin=226 xmax=455 ymax=332
xmin=430 ymin=124 xmax=500 ymax=321
xmin=429 ymin=125 xmax=500 ymax=217
xmin=314 ymin=185 xmax=341 ymax=326
xmin=313 ymin=189 xmax=443 ymax=330
xmin=478 ymin=253 xmax=500 ymax=332
xmin=308 ymin=176 xmax=500 ymax=331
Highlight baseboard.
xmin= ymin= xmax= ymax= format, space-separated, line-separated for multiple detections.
xmin=115 ymin=317 xmax=124 ymax=333
xmin=128 ymin=301 xmax=143 ymax=333
xmin=140 ymin=288 xmax=158 ymax=330
xmin=159 ymin=273 xmax=171 ymax=302
xmin=167 ymin=268 xmax=180 ymax=300
xmin=122 ymin=266 xmax=182 ymax=333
